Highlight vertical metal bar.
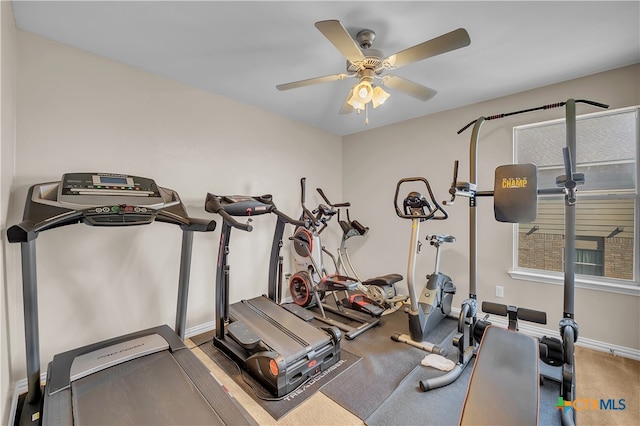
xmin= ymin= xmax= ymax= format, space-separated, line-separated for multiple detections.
xmin=343 ymin=245 xmax=364 ymax=283
xmin=21 ymin=240 xmax=42 ymax=405
xmin=175 ymin=230 xmax=194 ymax=340
xmin=564 ymin=99 xmax=576 ymax=318
xmin=276 ymin=255 xmax=283 ymax=304
xmin=407 ymin=218 xmax=420 ymax=312
xmin=267 ymin=218 xmax=285 ymax=301
xmin=215 ymin=223 xmax=232 ymax=339
xmin=469 ymin=117 xmax=486 ymax=298
xmin=433 ymin=242 xmax=442 ymax=274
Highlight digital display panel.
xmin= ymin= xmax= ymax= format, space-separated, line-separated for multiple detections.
xmin=99 ymin=176 xmax=129 ymax=185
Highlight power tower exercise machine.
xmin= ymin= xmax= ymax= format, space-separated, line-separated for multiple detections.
xmin=287 ymin=178 xmax=382 ymax=340
xmin=205 ymin=192 xmax=342 ymax=398
xmin=318 ymin=187 xmax=406 ymax=315
xmin=420 ymin=99 xmax=608 ymax=426
xmin=391 ymin=178 xmax=457 ymax=355
xmin=8 ymin=172 xmax=257 ymax=426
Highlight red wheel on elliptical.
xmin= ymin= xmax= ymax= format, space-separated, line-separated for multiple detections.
xmin=289 ymin=271 xmax=313 ymax=307
xmin=292 ymin=228 xmax=313 ymax=258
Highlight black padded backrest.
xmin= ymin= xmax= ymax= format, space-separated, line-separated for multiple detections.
xmin=494 ymin=163 xmax=538 ymax=223
xmin=460 ymin=325 xmax=540 ymax=426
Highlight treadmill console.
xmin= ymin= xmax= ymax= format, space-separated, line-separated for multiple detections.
xmin=55 ymin=173 xmax=166 ymax=226
xmin=60 ymin=172 xmax=162 ymax=203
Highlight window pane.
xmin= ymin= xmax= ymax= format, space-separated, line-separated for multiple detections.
xmin=516 ymin=109 xmax=638 ymax=191
xmin=515 ymin=107 xmax=637 ymax=282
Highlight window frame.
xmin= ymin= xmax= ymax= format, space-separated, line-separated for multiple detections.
xmin=509 ymin=105 xmax=639 ymax=296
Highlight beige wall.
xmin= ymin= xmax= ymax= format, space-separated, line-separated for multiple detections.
xmin=342 ymin=63 xmax=640 ymax=350
xmin=5 ymin=30 xmax=343 ymax=410
xmin=2 ymin=22 xmax=638 ymax=423
xmin=1 ymin=1 xmax=17 ymax=424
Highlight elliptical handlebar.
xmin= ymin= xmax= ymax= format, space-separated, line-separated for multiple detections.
xmin=394 ymin=177 xmax=448 ymax=221
xmin=299 ymin=177 xmax=320 ymax=228
xmin=316 ymin=187 xmax=351 ymax=208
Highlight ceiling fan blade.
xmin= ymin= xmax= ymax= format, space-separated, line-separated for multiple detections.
xmin=315 ymin=20 xmax=366 ymax=64
xmin=339 ymin=87 xmax=355 ymax=114
xmin=384 ymin=28 xmax=470 ymax=69
xmin=276 ymin=73 xmax=348 ymax=91
xmin=381 ymin=75 xmax=437 ymax=101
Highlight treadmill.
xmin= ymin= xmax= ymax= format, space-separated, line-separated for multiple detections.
xmin=8 ymin=172 xmax=257 ymax=426
xmin=205 ymin=193 xmax=342 ymax=398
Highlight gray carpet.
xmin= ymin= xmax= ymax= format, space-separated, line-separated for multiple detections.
xmin=362 ymin=327 xmax=565 ymax=426
xmin=365 ymin=360 xmax=474 ymax=426
xmin=319 ymin=306 xmax=565 ymax=426
xmin=320 ymin=308 xmax=459 ymax=420
xmin=367 ymin=359 xmax=564 ymax=425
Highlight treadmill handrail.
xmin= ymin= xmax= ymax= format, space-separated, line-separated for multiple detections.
xmin=205 ymin=192 xmax=305 ymax=230
xmin=8 ymin=211 xmax=84 ymax=243
xmin=8 ymin=183 xmax=216 ymax=243
xmin=272 ymin=207 xmax=306 ymax=228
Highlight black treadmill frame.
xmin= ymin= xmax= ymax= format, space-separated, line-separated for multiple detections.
xmin=7 ymin=174 xmax=255 ymax=426
xmin=206 ymin=193 xmax=342 ymax=398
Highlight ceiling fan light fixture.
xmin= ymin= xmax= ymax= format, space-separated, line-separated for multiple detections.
xmin=347 ymin=80 xmax=373 ymax=109
xmin=372 ymin=86 xmax=390 ymax=108
xmin=347 ymin=98 xmax=366 ymax=110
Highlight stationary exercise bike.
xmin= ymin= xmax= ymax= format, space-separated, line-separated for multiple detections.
xmin=391 ymin=178 xmax=456 ymax=355
xmin=287 ymin=178 xmax=383 ymax=340
xmin=317 ymin=186 xmax=406 ymax=315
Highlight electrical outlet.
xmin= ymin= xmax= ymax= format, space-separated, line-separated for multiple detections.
xmin=495 ymin=286 xmax=504 ymax=298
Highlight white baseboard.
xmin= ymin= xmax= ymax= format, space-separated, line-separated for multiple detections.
xmin=9 ymin=313 xmax=640 ymax=424
xmin=184 ymin=321 xmax=216 ymax=339
xmin=450 ymin=306 xmax=640 ymax=361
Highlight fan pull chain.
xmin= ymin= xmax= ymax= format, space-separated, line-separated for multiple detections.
xmin=365 ymin=103 xmax=369 ymax=125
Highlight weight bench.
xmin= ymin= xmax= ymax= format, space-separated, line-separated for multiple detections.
xmin=460 ymin=325 xmax=540 ymax=425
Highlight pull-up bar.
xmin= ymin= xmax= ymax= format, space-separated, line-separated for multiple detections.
xmin=457 ymin=99 xmax=609 ymax=134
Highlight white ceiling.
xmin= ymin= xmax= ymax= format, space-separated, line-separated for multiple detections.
xmin=11 ymin=1 xmax=640 ymax=136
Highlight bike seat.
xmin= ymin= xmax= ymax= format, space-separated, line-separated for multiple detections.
xmin=428 ymin=234 xmax=455 ymax=244
xmin=362 ymin=274 xmax=403 ymax=287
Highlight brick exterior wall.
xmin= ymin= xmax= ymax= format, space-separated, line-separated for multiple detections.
xmin=604 ymin=237 xmax=634 ymax=280
xmin=518 ymin=233 xmax=634 ymax=279
xmin=519 ymin=233 xmax=564 ymax=272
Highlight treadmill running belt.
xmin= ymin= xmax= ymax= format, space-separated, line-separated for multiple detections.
xmin=71 ymin=350 xmax=225 ymax=425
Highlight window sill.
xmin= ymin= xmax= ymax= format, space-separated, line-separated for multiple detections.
xmin=509 ymin=269 xmax=640 ymax=296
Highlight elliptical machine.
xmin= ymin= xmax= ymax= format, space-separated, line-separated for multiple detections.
xmin=391 ymin=178 xmax=456 ymax=355
xmin=317 ymin=186 xmax=406 ymax=315
xmin=287 ymin=178 xmax=383 ymax=340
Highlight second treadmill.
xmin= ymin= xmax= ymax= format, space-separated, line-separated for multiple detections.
xmin=205 ymin=193 xmax=342 ymax=398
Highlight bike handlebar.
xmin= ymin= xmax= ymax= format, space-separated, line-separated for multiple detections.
xmin=394 ymin=177 xmax=448 ymax=221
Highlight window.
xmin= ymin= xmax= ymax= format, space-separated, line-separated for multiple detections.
xmin=512 ymin=106 xmax=638 ymax=294
xmin=575 ymin=237 xmax=604 ymax=277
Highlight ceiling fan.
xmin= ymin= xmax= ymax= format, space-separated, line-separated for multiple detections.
xmin=276 ymin=20 xmax=471 ymax=120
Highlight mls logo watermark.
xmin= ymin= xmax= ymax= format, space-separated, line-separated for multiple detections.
xmin=555 ymin=396 xmax=626 ymax=412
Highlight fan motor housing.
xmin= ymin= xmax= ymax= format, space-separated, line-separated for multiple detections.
xmin=347 ymin=48 xmax=385 ymax=74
